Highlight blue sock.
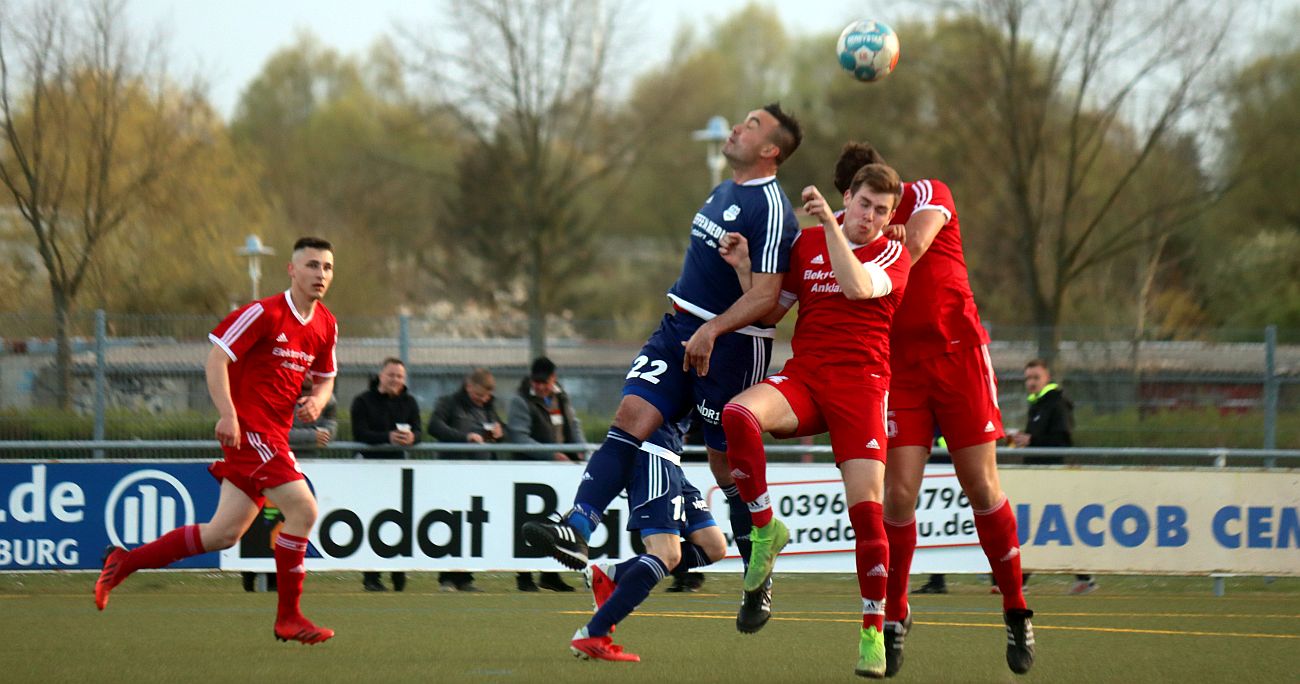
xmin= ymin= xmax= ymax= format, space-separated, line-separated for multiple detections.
xmin=566 ymin=427 xmax=642 ymax=541
xmin=677 ymin=541 xmax=713 ymax=572
xmin=608 ymin=555 xmax=643 ymax=582
xmin=722 ymin=484 xmax=753 ymax=569
xmin=586 ymin=554 xmax=668 ymax=637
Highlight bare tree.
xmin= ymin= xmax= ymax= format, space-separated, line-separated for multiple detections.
xmin=0 ymin=0 xmax=207 ymax=407
xmin=404 ymin=0 xmax=648 ymax=358
xmin=951 ymin=0 xmax=1233 ymax=359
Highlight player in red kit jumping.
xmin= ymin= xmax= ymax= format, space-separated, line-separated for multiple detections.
xmin=719 ymin=163 xmax=910 ymax=678
xmin=95 ymin=237 xmax=339 ymax=645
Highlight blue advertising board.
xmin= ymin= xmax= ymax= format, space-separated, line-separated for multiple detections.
xmin=0 ymin=461 xmax=221 ymax=570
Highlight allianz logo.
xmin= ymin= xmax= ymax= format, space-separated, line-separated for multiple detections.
xmin=105 ymin=470 xmax=196 ymax=548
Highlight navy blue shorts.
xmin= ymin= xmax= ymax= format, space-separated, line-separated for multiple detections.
xmin=627 ymin=445 xmax=717 ymax=537
xmin=623 ymin=312 xmax=773 ymax=451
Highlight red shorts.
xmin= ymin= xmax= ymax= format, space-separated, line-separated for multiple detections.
xmin=208 ymin=430 xmax=305 ymax=506
xmin=763 ymin=357 xmax=889 ymax=464
xmin=888 ymin=343 xmax=1004 ymax=450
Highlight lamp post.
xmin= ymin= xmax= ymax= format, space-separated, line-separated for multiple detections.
xmin=237 ymin=234 xmax=275 ymax=301
xmin=691 ymin=115 xmax=730 ymax=189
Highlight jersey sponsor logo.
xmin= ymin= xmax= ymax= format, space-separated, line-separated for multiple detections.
xmin=803 ymin=268 xmax=835 ymax=280
xmin=696 ymin=400 xmax=721 ymax=424
xmin=104 ymin=470 xmax=197 ymax=549
xmin=984 ymin=421 xmax=996 ymax=433
xmin=691 ymin=212 xmax=727 ymax=245
xmin=272 ymin=346 xmax=317 ymax=373
xmin=865 ymin=439 xmax=880 ymax=450
xmin=276 ymin=333 xmax=288 ymax=343
xmin=809 ymin=281 xmax=843 ymax=294
xmin=810 ymin=254 xmax=824 ymax=265
xmin=723 ymin=204 xmax=741 ymax=221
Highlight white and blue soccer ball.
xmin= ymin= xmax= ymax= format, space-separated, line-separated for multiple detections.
xmin=836 ymin=20 xmax=900 ymax=82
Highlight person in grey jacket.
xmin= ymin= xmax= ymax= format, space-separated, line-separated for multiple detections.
xmin=506 ymin=357 xmax=585 ymax=592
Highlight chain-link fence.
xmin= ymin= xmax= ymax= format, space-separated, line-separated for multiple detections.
xmin=1 ymin=311 xmax=1296 ymax=449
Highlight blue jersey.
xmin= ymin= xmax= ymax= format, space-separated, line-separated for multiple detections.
xmin=667 ymin=176 xmax=798 ymax=332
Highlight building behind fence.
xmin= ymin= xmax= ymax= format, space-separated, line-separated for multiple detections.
xmin=1 ymin=311 xmax=1296 ymax=448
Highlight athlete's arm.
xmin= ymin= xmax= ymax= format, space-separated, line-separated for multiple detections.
xmin=681 ymin=274 xmax=782 ymax=376
xmin=721 ymin=231 xmax=791 ymax=325
xmin=205 ymin=345 xmax=239 ymax=447
xmin=803 ymin=185 xmax=890 ymax=300
xmin=893 ymin=209 xmax=945 ymax=263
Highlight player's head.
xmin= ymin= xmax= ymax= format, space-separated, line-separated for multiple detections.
xmin=722 ymin=102 xmax=803 ymax=171
xmin=834 ymin=141 xmax=887 ymax=194
xmin=841 ymin=163 xmax=902 ymax=242
xmin=1024 ymin=358 xmax=1052 ymax=394
xmin=529 ymin=356 xmax=558 ymax=396
xmin=288 ymin=236 xmax=334 ymax=302
xmin=378 ymin=357 xmax=406 ymax=396
xmin=465 ymin=367 xmax=495 ymax=407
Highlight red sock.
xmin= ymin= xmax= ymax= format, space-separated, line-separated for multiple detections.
xmin=275 ymin=533 xmax=309 ymax=620
xmin=849 ymin=502 xmax=888 ymax=632
xmin=721 ymin=403 xmax=772 ymax=527
xmin=883 ymin=516 xmax=916 ymax=623
xmin=118 ymin=524 xmax=204 ymax=579
xmin=974 ymin=498 xmax=1027 ymax=611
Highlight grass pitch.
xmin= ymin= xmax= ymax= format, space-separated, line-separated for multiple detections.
xmin=2 ymin=572 xmax=1297 ymax=683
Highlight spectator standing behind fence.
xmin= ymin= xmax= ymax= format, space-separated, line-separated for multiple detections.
xmin=507 ymin=357 xmax=584 ymax=592
xmin=351 ymin=357 xmax=421 ymax=592
xmin=243 ymin=377 xmax=337 ymax=593
xmin=427 ymin=367 xmax=502 ymax=592
xmin=1012 ymin=358 xmax=1095 ymax=595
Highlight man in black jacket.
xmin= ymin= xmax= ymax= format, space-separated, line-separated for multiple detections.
xmin=351 ymin=357 xmax=422 ymax=592
xmin=506 ymin=357 xmax=585 ymax=592
xmin=1013 ymin=358 xmax=1095 ymax=594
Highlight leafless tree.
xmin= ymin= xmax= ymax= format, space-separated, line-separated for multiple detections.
xmin=0 ymin=0 xmax=207 ymax=407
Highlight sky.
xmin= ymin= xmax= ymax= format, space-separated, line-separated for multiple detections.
xmin=128 ymin=0 xmax=876 ymax=119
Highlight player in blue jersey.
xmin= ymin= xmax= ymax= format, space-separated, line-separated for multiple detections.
xmin=524 ymin=103 xmax=803 ymax=635
xmin=569 ymin=420 xmax=728 ymax=662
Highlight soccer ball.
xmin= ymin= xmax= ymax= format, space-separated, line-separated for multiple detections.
xmin=836 ymin=20 xmax=900 ymax=82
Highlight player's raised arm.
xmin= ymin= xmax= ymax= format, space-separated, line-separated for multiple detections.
xmin=205 ymin=343 xmax=239 ymax=447
xmin=888 ymin=179 xmax=954 ymax=263
xmin=720 ymin=231 xmax=793 ymax=326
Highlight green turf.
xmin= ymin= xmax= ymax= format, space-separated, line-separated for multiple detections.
xmin=2 ymin=572 xmax=1298 ymax=683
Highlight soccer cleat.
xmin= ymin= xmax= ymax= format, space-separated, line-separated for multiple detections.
xmin=570 ymin=628 xmax=640 ymax=662
xmin=522 ymin=520 xmax=589 ymax=571
xmin=94 ymin=546 xmax=129 ymax=611
xmin=736 ymin=577 xmax=773 ymax=634
xmin=743 ymin=518 xmax=789 ymax=592
xmin=855 ymin=625 xmax=887 ymax=678
xmin=274 ymin=615 xmax=335 ymax=645
xmin=883 ymin=610 xmax=912 ymax=677
xmin=1004 ymin=608 xmax=1036 ymax=674
xmin=1069 ymin=578 xmax=1098 ymax=595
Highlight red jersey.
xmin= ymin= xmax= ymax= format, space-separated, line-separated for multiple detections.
xmin=780 ymin=227 xmax=910 ymax=373
xmin=889 ymin=179 xmax=989 ymax=363
xmin=208 ymin=290 xmax=338 ymax=437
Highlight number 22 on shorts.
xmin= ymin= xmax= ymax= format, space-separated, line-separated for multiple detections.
xmin=626 ymin=355 xmax=668 ymax=384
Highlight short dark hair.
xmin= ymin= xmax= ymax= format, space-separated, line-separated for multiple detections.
xmin=834 ymin=141 xmax=888 ymax=194
xmin=381 ymin=357 xmax=404 ymax=369
xmin=849 ymin=163 xmax=902 ymax=210
xmin=529 ymin=356 xmax=557 ymax=383
xmin=762 ymin=102 xmax=803 ymax=166
xmin=1025 ymin=358 xmax=1051 ymax=372
xmin=293 ymin=236 xmax=333 ymax=252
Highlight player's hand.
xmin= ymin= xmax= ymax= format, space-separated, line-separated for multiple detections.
xmin=466 ymin=432 xmax=486 ymax=444
xmin=719 ymin=232 xmax=750 ymax=269
xmin=681 ymin=322 xmax=718 ymax=376
xmin=885 ymin=223 xmax=907 ymax=241
xmin=215 ymin=415 xmax=240 ymax=448
xmin=801 ymin=185 xmax=836 ymax=226
xmin=295 ymin=395 xmax=323 ymax=423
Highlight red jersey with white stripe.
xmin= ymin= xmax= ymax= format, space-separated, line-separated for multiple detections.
xmin=779 ymin=227 xmax=910 ymax=373
xmin=889 ymin=179 xmax=989 ymax=363
xmin=208 ymin=291 xmax=338 ymax=436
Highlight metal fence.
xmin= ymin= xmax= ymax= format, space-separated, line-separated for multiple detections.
xmin=1 ymin=311 xmax=1297 ymax=449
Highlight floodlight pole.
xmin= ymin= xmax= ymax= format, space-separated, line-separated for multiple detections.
xmin=237 ymin=234 xmax=275 ymax=301
xmin=692 ymin=115 xmax=730 ymax=189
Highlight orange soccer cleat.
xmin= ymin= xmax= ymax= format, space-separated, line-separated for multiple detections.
xmin=274 ymin=615 xmax=335 ymax=645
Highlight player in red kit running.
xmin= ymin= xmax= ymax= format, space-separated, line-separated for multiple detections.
xmin=720 ymin=163 xmax=909 ymax=678
xmin=95 ymin=237 xmax=339 ymax=645
xmin=825 ymin=143 xmax=1035 ymax=676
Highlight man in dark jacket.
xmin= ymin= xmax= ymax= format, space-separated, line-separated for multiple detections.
xmin=427 ymin=367 xmax=502 ymax=591
xmin=506 ymin=357 xmax=585 ymax=592
xmin=1013 ymin=358 xmax=1094 ymax=594
xmin=351 ymin=357 xmax=422 ymax=592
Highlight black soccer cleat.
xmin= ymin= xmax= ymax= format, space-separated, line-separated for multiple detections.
xmin=1004 ymin=608 xmax=1036 ymax=675
xmin=883 ymin=610 xmax=912 ymax=677
xmin=736 ymin=577 xmax=773 ymax=634
xmin=521 ymin=520 xmax=589 ymax=571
